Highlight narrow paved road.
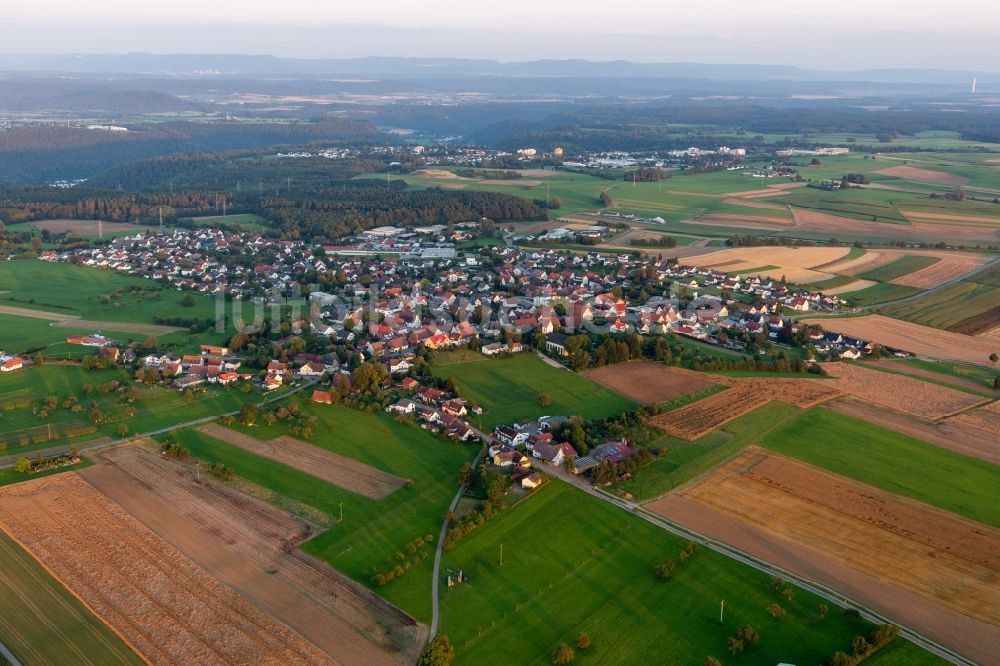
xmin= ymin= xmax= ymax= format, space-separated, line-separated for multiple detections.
xmin=0 ymin=639 xmax=23 ymax=666
xmin=0 ymin=378 xmax=319 ymax=470
xmin=429 ymin=441 xmax=486 ymax=639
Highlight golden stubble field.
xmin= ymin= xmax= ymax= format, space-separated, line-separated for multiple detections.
xmin=646 ymin=448 xmax=1000 ymax=664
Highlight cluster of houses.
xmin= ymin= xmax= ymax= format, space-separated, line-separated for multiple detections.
xmin=485 ymin=417 xmax=643 ymax=489
xmin=385 ymin=379 xmax=479 ymax=442
xmin=0 ymin=352 xmax=24 ymax=373
xmin=41 ymin=227 xmax=878 ymax=376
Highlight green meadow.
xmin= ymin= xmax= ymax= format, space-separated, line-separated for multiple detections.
xmin=440 ymin=480 xmax=940 ymax=665
xmin=431 ymin=352 xmax=637 ymax=429
xmin=760 ymin=408 xmax=1000 ymax=527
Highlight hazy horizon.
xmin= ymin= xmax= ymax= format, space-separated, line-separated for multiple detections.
xmin=4 ymin=0 xmax=998 ymax=70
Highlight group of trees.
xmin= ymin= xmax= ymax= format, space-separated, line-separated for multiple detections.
xmin=653 ymin=541 xmax=698 ymax=580
xmin=372 ymin=534 xmax=434 ymax=587
xmin=556 ymin=331 xmax=819 ymax=376
xmin=629 ymin=234 xmax=678 ymax=248
xmin=624 ymin=167 xmax=668 ymax=183
xmin=551 ymin=633 xmax=591 ymax=664
xmin=443 ymin=463 xmax=509 ymax=550
xmin=827 ymin=624 xmax=900 ymax=666
xmin=590 ymin=447 xmax=654 ymax=485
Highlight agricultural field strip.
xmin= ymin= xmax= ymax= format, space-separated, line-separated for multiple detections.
xmin=581 ymin=361 xmax=715 ymax=405
xmin=197 ymin=423 xmax=409 ymax=500
xmin=643 ymin=452 xmax=998 ymax=665
xmin=0 ymin=473 xmax=334 ymax=665
xmin=0 ymin=528 xmax=141 ymax=666
xmin=546 ymin=467 xmax=976 ymax=665
xmin=0 ymin=305 xmax=185 ymax=335
xmin=825 ymin=398 xmax=1000 ymax=465
xmin=649 ymin=370 xmax=841 ymax=440
xmin=946 ymin=408 xmax=1000 ymax=437
xmin=85 ymin=445 xmax=424 ymax=665
xmin=801 ymin=315 xmax=1000 ymax=367
xmin=821 ymin=363 xmax=989 ymax=419
xmin=655 ymin=450 xmax=1000 ymax=625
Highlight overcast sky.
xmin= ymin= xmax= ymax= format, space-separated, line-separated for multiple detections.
xmin=3 ymin=0 xmax=997 ymax=69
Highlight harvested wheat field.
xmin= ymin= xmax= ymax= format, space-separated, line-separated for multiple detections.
xmin=582 ymin=362 xmax=715 ymax=405
xmin=646 ymin=448 xmax=1000 ymax=663
xmin=890 ymin=255 xmax=991 ymax=289
xmin=682 ymin=245 xmax=850 ymax=283
xmin=0 ymin=473 xmax=335 ymax=666
xmin=412 ymin=169 xmax=463 ymax=179
xmin=827 ymin=398 xmax=1000 ymax=464
xmin=614 ymin=230 xmax=676 ymax=244
xmin=649 ymin=376 xmax=839 ymax=440
xmin=821 ymin=362 xmax=987 ymax=418
xmin=691 ymin=213 xmax=792 ymax=230
xmin=947 ymin=407 xmax=1000 ymax=437
xmin=790 ymin=208 xmax=1000 ymax=244
xmin=198 ymin=423 xmax=409 ymax=499
xmin=816 ymin=249 xmax=890 ymax=276
xmin=820 ymin=279 xmax=876 ymax=295
xmin=83 ymin=445 xmax=424 ymax=666
xmin=804 ymin=315 xmax=1000 ymax=367
xmin=875 ymin=166 xmax=969 ymax=186
xmin=902 ymin=210 xmax=1000 ymax=226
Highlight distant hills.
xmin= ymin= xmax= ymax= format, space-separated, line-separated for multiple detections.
xmin=0 ymin=53 xmax=995 ymax=85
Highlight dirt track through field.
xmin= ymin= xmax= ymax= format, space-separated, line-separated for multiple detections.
xmin=0 ymin=305 xmax=185 ymax=335
xmin=198 ymin=423 xmax=409 ymax=499
xmin=804 ymin=315 xmax=1000 ymax=367
xmin=83 ymin=445 xmax=425 ymax=665
xmin=821 ymin=362 xmax=988 ymax=418
xmin=582 ymin=362 xmax=715 ymax=405
xmin=0 ymin=473 xmax=335 ymax=666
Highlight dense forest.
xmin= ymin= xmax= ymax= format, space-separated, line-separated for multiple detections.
xmin=0 ymin=180 xmax=545 ymax=242
xmin=254 ymin=187 xmax=546 ymax=240
xmin=0 ymin=118 xmax=381 ymax=184
xmin=472 ymin=103 xmax=1000 ymax=151
xmin=85 ymin=150 xmax=388 ymax=191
